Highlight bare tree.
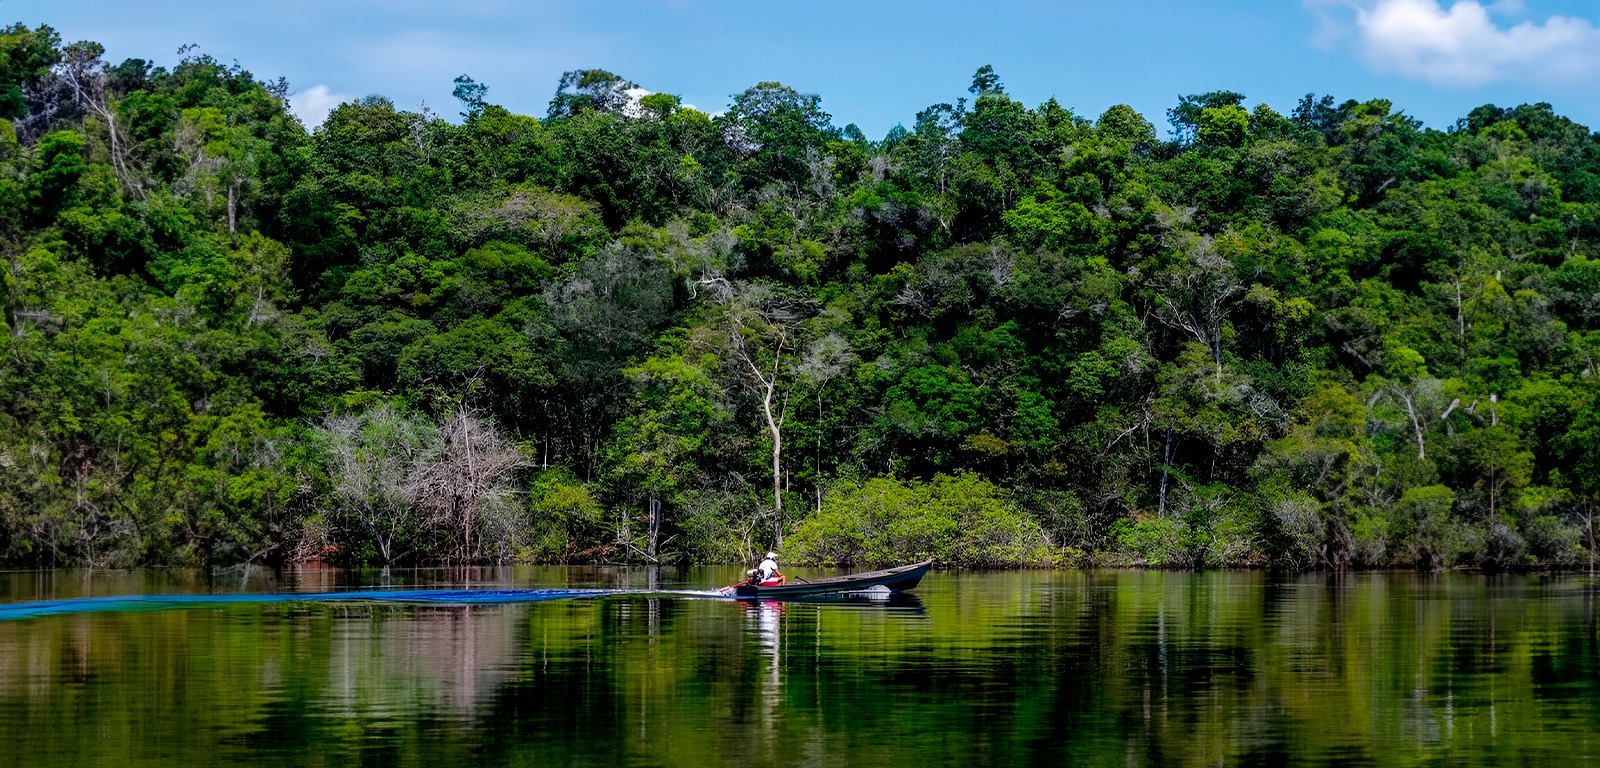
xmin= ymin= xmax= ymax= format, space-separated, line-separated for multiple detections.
xmin=451 ymin=186 xmax=605 ymax=250
xmin=1152 ymin=234 xmax=1242 ymax=373
xmin=44 ymin=43 xmax=143 ymax=198
xmin=409 ymin=406 xmax=527 ymax=562
xmin=316 ymin=405 xmax=432 ymax=564
xmin=1375 ymin=378 xmax=1456 ymax=460
xmin=693 ymin=275 xmax=810 ymax=546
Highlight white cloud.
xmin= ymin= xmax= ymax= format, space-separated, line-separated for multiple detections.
xmin=1309 ymin=0 xmax=1600 ymax=86
xmin=622 ymin=86 xmax=653 ymax=118
xmin=289 ymin=84 xmax=353 ymax=127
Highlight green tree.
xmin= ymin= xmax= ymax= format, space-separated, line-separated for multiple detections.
xmin=547 ymin=69 xmax=636 ymax=119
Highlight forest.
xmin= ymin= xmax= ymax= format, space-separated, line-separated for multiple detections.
xmin=1 ymin=25 xmax=1597 ymax=571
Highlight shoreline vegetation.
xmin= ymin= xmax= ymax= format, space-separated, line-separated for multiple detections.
xmin=1 ymin=27 xmax=1598 ymax=572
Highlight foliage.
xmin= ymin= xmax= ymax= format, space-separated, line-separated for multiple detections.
xmin=785 ymin=474 xmax=1049 ymax=567
xmin=1 ymin=41 xmax=1597 ymax=569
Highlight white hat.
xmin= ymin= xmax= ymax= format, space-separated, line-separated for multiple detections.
xmin=765 ymin=551 xmax=778 ymax=559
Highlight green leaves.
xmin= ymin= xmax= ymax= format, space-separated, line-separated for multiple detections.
xmin=786 ymin=474 xmax=1048 ymax=567
xmin=884 ymin=364 xmax=987 ymax=441
xmin=1196 ymin=105 xmax=1249 ymax=148
xmin=27 ymin=130 xmax=86 ymax=218
xmin=0 ymin=23 xmax=60 ymax=119
xmin=1003 ymin=183 xmax=1108 ymax=254
xmin=5 ymin=29 xmax=1600 ymax=571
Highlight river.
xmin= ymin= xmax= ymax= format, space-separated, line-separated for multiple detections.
xmin=0 ymin=567 xmax=1596 ymax=766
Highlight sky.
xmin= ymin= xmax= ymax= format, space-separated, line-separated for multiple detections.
xmin=11 ymin=0 xmax=1600 ymax=136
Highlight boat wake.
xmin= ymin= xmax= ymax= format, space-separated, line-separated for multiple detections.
xmin=0 ymin=579 xmax=944 ymax=621
xmin=654 ymin=589 xmax=732 ymax=598
xmin=0 ymin=587 xmax=735 ymax=621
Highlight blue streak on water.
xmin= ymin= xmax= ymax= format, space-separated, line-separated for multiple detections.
xmin=0 ymin=588 xmax=732 ymax=621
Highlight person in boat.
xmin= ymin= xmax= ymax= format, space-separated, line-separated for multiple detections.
xmin=749 ymin=551 xmax=785 ymax=586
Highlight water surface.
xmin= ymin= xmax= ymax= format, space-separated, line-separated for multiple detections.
xmin=1 ymin=567 xmax=1596 ymax=766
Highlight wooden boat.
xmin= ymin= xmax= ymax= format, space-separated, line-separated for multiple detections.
xmin=720 ymin=560 xmax=933 ymax=598
xmin=736 ymin=591 xmax=927 ymax=612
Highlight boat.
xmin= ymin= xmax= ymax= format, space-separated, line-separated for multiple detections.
xmin=719 ymin=560 xmax=934 ymax=598
xmin=737 ymin=591 xmax=927 ymax=613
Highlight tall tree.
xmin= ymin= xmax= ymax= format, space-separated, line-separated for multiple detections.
xmin=694 ymin=275 xmax=809 ymax=546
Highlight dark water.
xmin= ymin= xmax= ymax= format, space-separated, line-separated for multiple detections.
xmin=1 ymin=567 xmax=1598 ymax=767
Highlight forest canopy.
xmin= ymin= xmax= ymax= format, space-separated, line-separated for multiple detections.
xmin=2 ymin=23 xmax=1599 ymax=571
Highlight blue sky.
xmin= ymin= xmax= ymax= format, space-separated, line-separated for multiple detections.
xmin=13 ymin=0 xmax=1600 ymax=135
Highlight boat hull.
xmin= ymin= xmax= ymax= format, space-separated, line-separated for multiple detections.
xmin=727 ymin=560 xmax=933 ymax=598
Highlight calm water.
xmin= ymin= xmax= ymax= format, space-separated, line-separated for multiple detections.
xmin=1 ymin=567 xmax=1598 ymax=767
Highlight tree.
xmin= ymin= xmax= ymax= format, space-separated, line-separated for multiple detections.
xmin=723 ymin=81 xmax=835 ymax=186
xmin=1152 ymin=232 xmax=1242 ymax=371
xmin=608 ymin=352 xmax=726 ymax=560
xmin=25 ymin=129 xmax=85 ymax=219
xmin=1444 ymin=426 xmax=1531 ymax=519
xmin=408 ymin=405 xmax=527 ymax=562
xmin=0 ymin=23 xmax=60 ymax=120
xmin=41 ymin=42 xmax=142 ymax=196
xmin=542 ymin=242 xmax=675 ymax=471
xmin=547 ymin=69 xmax=635 ymax=119
xmin=1196 ymin=105 xmax=1249 ymax=148
xmin=315 ymin=404 xmax=432 ymax=564
xmin=452 ymin=74 xmax=489 ymax=118
xmin=968 ymin=64 xmax=1003 ymax=96
xmin=1374 ymin=377 xmax=1462 ymax=461
xmin=794 ymin=332 xmax=855 ymax=511
xmin=174 ymin=106 xmax=268 ymax=233
xmin=693 ymin=276 xmax=809 ymax=546
xmin=1168 ymin=91 xmax=1245 ymax=145
xmin=903 ymin=101 xmax=965 ymax=198
xmin=1558 ymin=389 xmax=1600 ymax=570
xmin=1096 ymin=104 xmax=1156 ymax=146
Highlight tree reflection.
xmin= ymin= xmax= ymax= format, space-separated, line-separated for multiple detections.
xmin=1 ymin=570 xmax=1599 ymax=766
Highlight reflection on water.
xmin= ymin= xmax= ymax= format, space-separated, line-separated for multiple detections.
xmin=1 ymin=568 xmax=1599 ymax=766
xmin=748 ymin=601 xmax=784 ymax=740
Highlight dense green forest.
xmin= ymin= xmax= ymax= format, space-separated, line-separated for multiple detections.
xmin=1 ymin=25 xmax=1598 ymax=571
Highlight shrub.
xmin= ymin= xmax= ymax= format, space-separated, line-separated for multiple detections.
xmin=1389 ymin=485 xmax=1457 ymax=570
xmin=1479 ymin=521 xmax=1527 ymax=571
xmin=1269 ymin=492 xmax=1324 ymax=570
xmin=1113 ymin=515 xmax=1188 ymax=566
xmin=1351 ymin=511 xmax=1389 ymax=568
xmin=1525 ymin=515 xmax=1582 ymax=567
xmin=526 ymin=469 xmax=607 ymax=562
xmin=785 ymin=473 xmax=1050 ymax=567
xmin=1113 ymin=482 xmax=1261 ymax=569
